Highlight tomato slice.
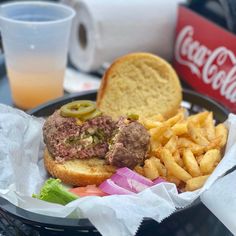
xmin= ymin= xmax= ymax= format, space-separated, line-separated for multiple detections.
xmin=70 ymin=185 xmax=107 ymax=197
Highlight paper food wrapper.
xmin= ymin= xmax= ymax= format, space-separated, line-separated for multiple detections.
xmin=65 ymin=0 xmax=186 ymax=72
xmin=201 ymin=170 xmax=236 ymax=235
xmin=1 ymin=104 xmax=236 ymax=236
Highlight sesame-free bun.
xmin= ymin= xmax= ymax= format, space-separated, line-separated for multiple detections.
xmin=97 ymin=53 xmax=182 ymax=119
xmin=44 ymin=148 xmax=116 ymax=186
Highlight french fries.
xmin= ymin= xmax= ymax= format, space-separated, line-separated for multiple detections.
xmin=203 ymin=112 xmax=215 ymax=141
xmin=140 ymin=109 xmax=228 ymax=192
xmin=144 ymin=157 xmax=160 ymax=180
xmin=183 ymin=148 xmax=201 ymax=177
xmin=186 ymin=175 xmax=209 ymax=191
xmin=199 ymin=149 xmax=220 ymax=174
xmin=215 ymin=124 xmax=228 ymax=148
xmin=173 ymin=150 xmax=184 ymax=167
xmin=164 ymin=136 xmax=178 ymax=154
xmin=171 ymin=122 xmax=188 ymax=136
xmin=187 ymin=122 xmax=209 ymax=146
xmin=160 ymin=148 xmax=192 ymax=182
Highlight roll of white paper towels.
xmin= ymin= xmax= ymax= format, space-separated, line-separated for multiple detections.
xmin=65 ymin=0 xmax=185 ymax=72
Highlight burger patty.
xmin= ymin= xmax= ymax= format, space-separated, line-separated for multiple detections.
xmin=43 ymin=110 xmax=150 ymax=168
xmin=43 ymin=110 xmax=116 ymax=162
xmin=105 ymin=118 xmax=150 ymax=168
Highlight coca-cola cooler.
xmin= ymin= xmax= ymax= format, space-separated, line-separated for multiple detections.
xmin=174 ymin=0 xmax=236 ymax=113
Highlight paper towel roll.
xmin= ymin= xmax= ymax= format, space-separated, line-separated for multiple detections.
xmin=66 ymin=0 xmax=185 ymax=72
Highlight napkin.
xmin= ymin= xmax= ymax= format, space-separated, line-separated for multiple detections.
xmin=1 ymin=105 xmax=236 ymax=236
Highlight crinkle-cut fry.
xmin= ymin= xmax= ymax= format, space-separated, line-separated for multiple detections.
xmin=164 ymin=135 xmax=178 ymax=154
xmin=186 ymin=175 xmax=209 ymax=191
xmin=200 ymin=149 xmax=221 ymax=174
xmin=187 ymin=122 xmax=210 ymax=146
xmin=171 ymin=122 xmax=188 ymax=136
xmin=164 ymin=111 xmax=184 ymax=127
xmin=215 ymin=123 xmax=228 ymax=148
xmin=144 ymin=157 xmax=160 ymax=180
xmin=178 ymin=137 xmax=205 ymax=155
xmin=203 ymin=112 xmax=215 ymax=141
xmin=187 ymin=111 xmax=209 ymax=126
xmin=183 ymin=148 xmax=201 ymax=177
xmin=160 ymin=148 xmax=192 ymax=182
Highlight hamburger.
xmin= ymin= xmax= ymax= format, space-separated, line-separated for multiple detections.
xmin=43 ymin=101 xmax=150 ymax=186
xmin=43 ymin=52 xmax=182 ymax=187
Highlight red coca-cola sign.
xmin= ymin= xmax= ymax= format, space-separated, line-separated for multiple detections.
xmin=174 ymin=5 xmax=236 ymax=113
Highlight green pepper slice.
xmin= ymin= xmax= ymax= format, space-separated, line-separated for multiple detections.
xmin=60 ymin=100 xmax=96 ymax=118
xmin=80 ymin=109 xmax=102 ymax=121
xmin=127 ymin=113 xmax=139 ymax=120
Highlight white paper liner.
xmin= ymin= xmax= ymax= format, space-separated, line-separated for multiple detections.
xmin=201 ymin=169 xmax=236 ymax=235
xmin=0 ymin=104 xmax=236 ymax=236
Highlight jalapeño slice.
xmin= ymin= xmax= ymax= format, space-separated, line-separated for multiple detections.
xmin=60 ymin=100 xmax=96 ymax=118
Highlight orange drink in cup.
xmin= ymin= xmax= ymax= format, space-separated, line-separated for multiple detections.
xmin=0 ymin=1 xmax=75 ymax=109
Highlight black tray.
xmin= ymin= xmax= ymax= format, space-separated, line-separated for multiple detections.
xmin=0 ymin=89 xmax=232 ymax=236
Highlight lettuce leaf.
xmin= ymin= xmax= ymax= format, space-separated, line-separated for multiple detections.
xmin=33 ymin=178 xmax=78 ymax=205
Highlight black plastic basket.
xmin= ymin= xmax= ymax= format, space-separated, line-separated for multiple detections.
xmin=0 ymin=89 xmax=232 ymax=236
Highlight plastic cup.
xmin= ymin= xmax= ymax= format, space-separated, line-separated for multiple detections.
xmin=0 ymin=1 xmax=75 ymax=109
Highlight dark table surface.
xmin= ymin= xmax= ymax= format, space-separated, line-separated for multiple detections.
xmin=0 ymin=58 xmax=233 ymax=236
xmin=0 ymin=59 xmax=12 ymax=106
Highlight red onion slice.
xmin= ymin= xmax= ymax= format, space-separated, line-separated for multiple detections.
xmin=99 ymin=179 xmax=134 ymax=195
xmin=116 ymin=167 xmax=153 ymax=186
xmin=99 ymin=168 xmax=168 ymax=196
xmin=111 ymin=173 xmax=150 ymax=193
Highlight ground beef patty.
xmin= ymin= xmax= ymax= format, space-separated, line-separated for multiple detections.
xmin=105 ymin=118 xmax=150 ymax=168
xmin=43 ymin=110 xmax=150 ymax=168
xmin=43 ymin=110 xmax=116 ymax=162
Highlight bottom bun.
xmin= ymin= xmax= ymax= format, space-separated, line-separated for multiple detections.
xmin=44 ymin=148 xmax=116 ymax=186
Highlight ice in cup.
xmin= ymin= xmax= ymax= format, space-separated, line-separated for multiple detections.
xmin=0 ymin=1 xmax=75 ymax=109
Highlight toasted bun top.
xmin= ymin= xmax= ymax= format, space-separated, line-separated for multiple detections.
xmin=97 ymin=53 xmax=182 ymax=119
